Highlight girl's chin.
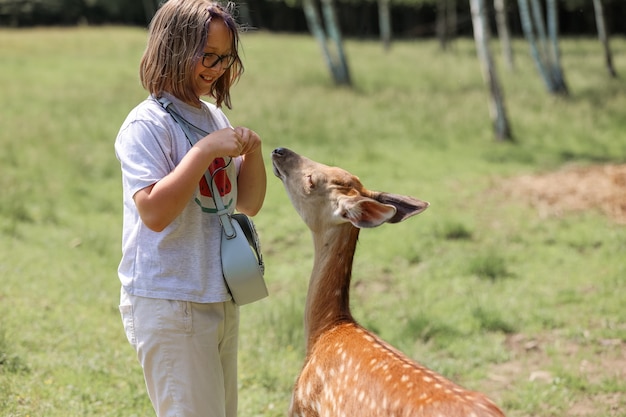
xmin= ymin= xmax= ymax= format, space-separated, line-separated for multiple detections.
xmin=194 ymin=88 xmax=212 ymax=99
xmin=196 ymin=78 xmax=214 ymax=94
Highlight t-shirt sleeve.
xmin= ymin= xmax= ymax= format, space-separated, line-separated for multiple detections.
xmin=115 ymin=117 xmax=176 ymax=199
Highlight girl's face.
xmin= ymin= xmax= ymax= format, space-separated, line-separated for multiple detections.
xmin=192 ymin=17 xmax=233 ymax=99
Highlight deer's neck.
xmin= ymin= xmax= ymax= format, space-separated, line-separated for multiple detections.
xmin=305 ymin=224 xmax=359 ymax=353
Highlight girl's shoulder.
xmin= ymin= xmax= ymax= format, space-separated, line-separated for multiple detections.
xmin=117 ymin=97 xmax=177 ymax=143
xmin=129 ymin=96 xmax=169 ymax=122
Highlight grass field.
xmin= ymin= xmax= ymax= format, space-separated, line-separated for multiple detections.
xmin=0 ymin=27 xmax=625 ymax=416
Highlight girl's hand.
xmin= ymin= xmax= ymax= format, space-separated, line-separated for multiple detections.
xmin=197 ymin=127 xmax=244 ymax=158
xmin=234 ymin=126 xmax=262 ymax=156
xmin=195 ymin=127 xmax=261 ymax=159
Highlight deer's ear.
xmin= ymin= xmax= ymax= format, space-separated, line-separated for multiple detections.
xmin=337 ymin=196 xmax=397 ymax=228
xmin=374 ymin=192 xmax=429 ymax=223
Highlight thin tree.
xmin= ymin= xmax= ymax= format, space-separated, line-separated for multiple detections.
xmin=517 ymin=0 xmax=567 ymax=95
xmin=436 ymin=0 xmax=449 ymax=50
xmin=321 ymin=0 xmax=351 ymax=85
xmin=302 ymin=0 xmax=351 ymax=86
xmin=546 ymin=0 xmax=568 ymax=93
xmin=518 ymin=0 xmax=550 ymax=88
xmin=378 ymin=0 xmax=392 ymax=52
xmin=529 ymin=0 xmax=549 ymax=62
xmin=436 ymin=0 xmax=457 ymax=50
xmin=592 ymin=0 xmax=617 ymax=78
xmin=470 ymin=0 xmax=513 ymax=141
xmin=494 ymin=0 xmax=514 ymax=71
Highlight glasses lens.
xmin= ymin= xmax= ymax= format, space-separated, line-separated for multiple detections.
xmin=203 ymin=53 xmax=219 ymax=68
xmin=203 ymin=53 xmax=235 ymax=69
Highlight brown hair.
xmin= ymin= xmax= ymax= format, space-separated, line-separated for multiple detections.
xmin=139 ymin=0 xmax=244 ymax=108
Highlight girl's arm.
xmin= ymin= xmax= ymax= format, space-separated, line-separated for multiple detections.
xmin=235 ymin=127 xmax=267 ymax=216
xmin=134 ymin=127 xmax=245 ymax=232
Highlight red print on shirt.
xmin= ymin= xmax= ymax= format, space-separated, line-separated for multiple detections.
xmin=199 ymin=158 xmax=232 ymax=197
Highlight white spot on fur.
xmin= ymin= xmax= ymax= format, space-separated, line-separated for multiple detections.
xmin=358 ymin=390 xmax=365 ymax=402
xmin=369 ymin=398 xmax=377 ymax=410
xmin=315 ymin=366 xmax=324 ymax=380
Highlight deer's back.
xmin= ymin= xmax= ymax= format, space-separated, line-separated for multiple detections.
xmin=289 ymin=322 xmax=504 ymax=417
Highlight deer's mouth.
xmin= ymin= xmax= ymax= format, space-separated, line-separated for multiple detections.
xmin=271 ymin=158 xmax=284 ymax=180
xmin=271 ymin=147 xmax=290 ymax=180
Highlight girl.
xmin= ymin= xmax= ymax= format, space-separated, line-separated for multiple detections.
xmin=115 ymin=1 xmax=266 ymax=416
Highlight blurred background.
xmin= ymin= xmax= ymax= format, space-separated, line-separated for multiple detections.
xmin=1 ymin=0 xmax=624 ymax=36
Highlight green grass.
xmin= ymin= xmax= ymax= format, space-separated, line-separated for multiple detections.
xmin=1 ymin=27 xmax=625 ymax=416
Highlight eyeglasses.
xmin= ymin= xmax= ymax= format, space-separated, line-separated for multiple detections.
xmin=202 ymin=52 xmax=236 ymax=69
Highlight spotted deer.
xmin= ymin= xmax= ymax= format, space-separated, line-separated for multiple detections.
xmin=271 ymin=147 xmax=505 ymax=417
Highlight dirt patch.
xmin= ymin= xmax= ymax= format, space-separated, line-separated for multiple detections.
xmin=484 ymin=333 xmax=626 ymax=417
xmin=477 ymin=165 xmax=626 ymax=416
xmin=495 ymin=164 xmax=626 ymax=224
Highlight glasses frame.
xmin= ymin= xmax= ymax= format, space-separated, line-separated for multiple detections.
xmin=202 ymin=52 xmax=236 ymax=70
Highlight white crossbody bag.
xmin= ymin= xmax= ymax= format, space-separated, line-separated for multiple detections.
xmin=157 ymin=97 xmax=268 ymax=305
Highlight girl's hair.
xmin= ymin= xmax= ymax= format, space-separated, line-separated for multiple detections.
xmin=140 ymin=0 xmax=244 ymax=109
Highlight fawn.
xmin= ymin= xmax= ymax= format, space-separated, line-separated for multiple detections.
xmin=271 ymin=147 xmax=505 ymax=417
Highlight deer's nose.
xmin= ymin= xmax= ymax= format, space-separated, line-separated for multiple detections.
xmin=272 ymin=147 xmax=287 ymax=156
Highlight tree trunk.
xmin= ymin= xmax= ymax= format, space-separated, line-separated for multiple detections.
xmin=494 ymin=0 xmax=514 ymax=71
xmin=529 ymin=0 xmax=549 ymax=63
xmin=592 ymin=0 xmax=617 ymax=78
xmin=302 ymin=0 xmax=351 ymax=86
xmin=437 ymin=0 xmax=458 ymax=50
xmin=378 ymin=0 xmax=392 ymax=52
xmin=448 ymin=0 xmax=457 ymax=40
xmin=436 ymin=0 xmax=448 ymax=50
xmin=320 ymin=0 xmax=351 ymax=86
xmin=470 ymin=0 xmax=513 ymax=141
xmin=546 ymin=0 xmax=568 ymax=94
xmin=302 ymin=0 xmax=339 ymax=83
xmin=518 ymin=0 xmax=557 ymax=93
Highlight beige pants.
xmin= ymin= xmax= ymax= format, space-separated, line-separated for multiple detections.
xmin=119 ymin=288 xmax=239 ymax=417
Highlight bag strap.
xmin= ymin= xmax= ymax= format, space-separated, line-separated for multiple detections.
xmin=156 ymin=96 xmax=237 ymax=239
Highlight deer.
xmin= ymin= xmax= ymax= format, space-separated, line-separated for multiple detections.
xmin=271 ymin=147 xmax=505 ymax=417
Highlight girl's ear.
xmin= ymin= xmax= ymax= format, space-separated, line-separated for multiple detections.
xmin=336 ymin=196 xmax=397 ymax=228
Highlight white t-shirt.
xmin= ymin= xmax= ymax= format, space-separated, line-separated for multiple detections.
xmin=115 ymin=92 xmax=241 ymax=303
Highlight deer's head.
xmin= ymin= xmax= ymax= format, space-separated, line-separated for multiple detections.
xmin=271 ymin=147 xmax=429 ymax=233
